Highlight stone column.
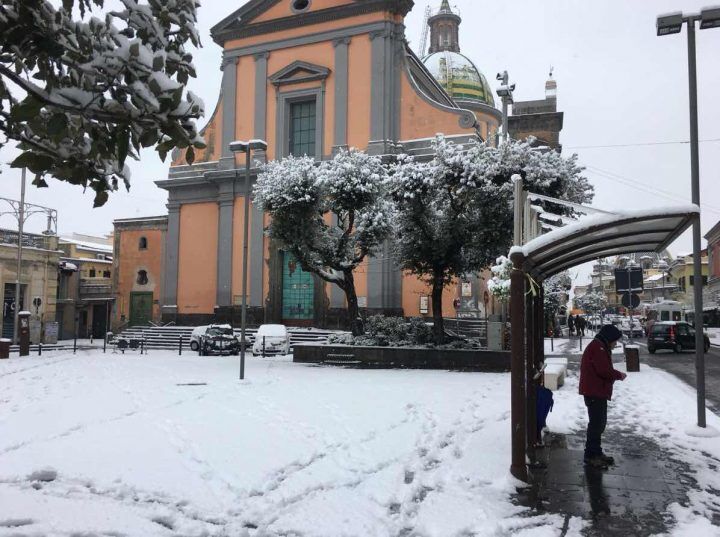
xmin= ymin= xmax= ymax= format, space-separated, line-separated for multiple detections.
xmin=220 ymin=55 xmax=239 ymax=170
xmin=162 ymin=202 xmax=181 ymax=315
xmin=216 ymin=181 xmax=235 ymax=307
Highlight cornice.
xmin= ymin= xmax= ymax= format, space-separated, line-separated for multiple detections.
xmin=213 ymin=0 xmax=413 ymax=44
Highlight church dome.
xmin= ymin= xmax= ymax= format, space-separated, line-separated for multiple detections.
xmin=423 ymin=50 xmax=495 ymax=108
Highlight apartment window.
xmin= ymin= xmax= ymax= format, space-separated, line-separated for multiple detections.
xmin=103 ymin=270 xmax=111 ymax=278
xmin=89 ymin=268 xmax=96 ymax=278
xmin=139 ymin=236 xmax=148 ymax=250
xmin=289 ymin=100 xmax=316 ymax=157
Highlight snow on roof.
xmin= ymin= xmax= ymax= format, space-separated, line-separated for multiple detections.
xmin=646 ymin=273 xmax=665 ymax=282
xmin=60 ymin=237 xmax=113 ymax=253
xmin=509 ymin=204 xmax=699 ymax=278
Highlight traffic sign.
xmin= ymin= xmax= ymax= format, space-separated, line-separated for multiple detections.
xmin=615 ymin=268 xmax=644 ymax=292
xmin=621 ymin=292 xmax=641 ymax=309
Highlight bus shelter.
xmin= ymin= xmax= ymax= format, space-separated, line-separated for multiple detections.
xmin=507 ymin=204 xmax=699 ymax=481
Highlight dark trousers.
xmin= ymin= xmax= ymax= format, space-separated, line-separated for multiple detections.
xmin=584 ymin=396 xmax=608 ymax=458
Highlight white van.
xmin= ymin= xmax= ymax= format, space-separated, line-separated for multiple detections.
xmin=252 ymin=324 xmax=291 ymax=356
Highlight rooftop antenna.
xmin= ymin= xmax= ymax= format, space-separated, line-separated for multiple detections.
xmin=418 ymin=4 xmax=432 ymax=57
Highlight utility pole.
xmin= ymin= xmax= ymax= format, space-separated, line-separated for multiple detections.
xmin=14 ymin=168 xmax=26 ymax=344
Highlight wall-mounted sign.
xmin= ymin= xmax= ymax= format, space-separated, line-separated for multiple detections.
xmin=357 ymin=296 xmax=367 ymax=308
xmin=419 ymin=296 xmax=429 ymax=314
xmin=461 ymin=282 xmax=472 ymax=297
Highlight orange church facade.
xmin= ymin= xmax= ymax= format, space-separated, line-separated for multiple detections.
xmin=114 ymin=0 xmax=507 ymax=328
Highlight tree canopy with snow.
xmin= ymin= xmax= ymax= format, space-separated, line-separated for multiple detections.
xmin=254 ymin=149 xmax=392 ymax=335
xmin=543 ymin=271 xmax=571 ymax=329
xmin=575 ymin=291 xmax=607 ymax=315
xmin=390 ymin=136 xmax=593 ymax=343
xmin=0 ymin=0 xmax=204 ymax=206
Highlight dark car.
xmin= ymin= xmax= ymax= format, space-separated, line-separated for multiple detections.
xmin=198 ymin=324 xmax=240 ymax=356
xmin=647 ymin=321 xmax=710 ymax=354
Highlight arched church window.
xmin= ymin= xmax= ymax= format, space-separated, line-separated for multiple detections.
xmin=139 ymin=236 xmax=148 ymax=250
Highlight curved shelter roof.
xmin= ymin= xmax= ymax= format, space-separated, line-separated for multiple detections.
xmin=510 ymin=205 xmax=699 ymax=281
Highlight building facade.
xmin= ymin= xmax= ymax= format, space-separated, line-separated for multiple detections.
xmin=0 ymin=228 xmax=60 ymax=342
xmin=705 ymin=221 xmax=720 ymax=311
xmin=114 ymin=0 xmax=565 ymax=329
xmin=55 ymin=234 xmax=114 ymax=340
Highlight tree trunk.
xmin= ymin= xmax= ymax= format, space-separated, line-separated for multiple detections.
xmin=342 ymin=269 xmax=364 ymax=336
xmin=431 ymin=274 xmax=445 ymax=344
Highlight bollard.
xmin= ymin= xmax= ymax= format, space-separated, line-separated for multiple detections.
xmin=141 ymin=339 xmax=145 ymax=355
xmin=262 ymin=336 xmax=266 ymax=358
xmin=74 ymin=335 xmax=77 ymax=354
xmin=579 ymin=335 xmax=583 ymax=350
xmin=550 ymin=337 xmax=554 ymax=352
xmin=179 ymin=336 xmax=183 ymax=355
xmin=103 ymin=334 xmax=107 ymax=354
xmin=38 ymin=342 xmax=42 ymax=356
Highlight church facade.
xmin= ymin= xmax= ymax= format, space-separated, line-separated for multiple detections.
xmin=113 ymin=0 xmax=559 ymax=329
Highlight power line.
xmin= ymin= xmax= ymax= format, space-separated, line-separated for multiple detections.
xmin=585 ymin=165 xmax=720 ymax=217
xmin=566 ymin=138 xmax=720 ymax=150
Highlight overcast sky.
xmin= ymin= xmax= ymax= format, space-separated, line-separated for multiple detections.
xmin=2 ymin=0 xmax=719 ymax=285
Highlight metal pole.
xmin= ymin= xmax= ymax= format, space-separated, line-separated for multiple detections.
xmin=240 ymin=148 xmax=252 ymax=380
xmin=687 ymin=17 xmax=706 ymax=428
xmin=14 ymin=168 xmax=26 ymax=344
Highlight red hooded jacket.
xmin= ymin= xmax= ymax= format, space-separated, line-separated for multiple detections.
xmin=578 ymin=338 xmax=625 ymax=400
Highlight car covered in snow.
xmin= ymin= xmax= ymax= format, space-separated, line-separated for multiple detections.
xmin=252 ymin=324 xmax=291 ymax=356
xmin=190 ymin=325 xmax=209 ymax=351
xmin=198 ymin=324 xmax=241 ymax=356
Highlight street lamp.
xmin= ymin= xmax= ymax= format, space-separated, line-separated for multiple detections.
xmin=496 ymin=71 xmax=515 ymax=145
xmin=656 ymin=7 xmax=720 ymax=428
xmin=229 ymin=139 xmax=268 ymax=380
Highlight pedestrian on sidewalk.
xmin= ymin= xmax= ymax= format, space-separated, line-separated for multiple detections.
xmin=568 ymin=314 xmax=575 ymax=336
xmin=577 ymin=315 xmax=586 ymax=336
xmin=578 ymin=324 xmax=627 ymax=468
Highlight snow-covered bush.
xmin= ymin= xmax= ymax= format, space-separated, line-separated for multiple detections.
xmin=575 ymin=291 xmax=607 ymax=315
xmin=0 ymin=0 xmax=204 ymax=205
xmin=254 ymin=149 xmax=392 ymax=335
xmin=327 ymin=332 xmax=355 ymax=346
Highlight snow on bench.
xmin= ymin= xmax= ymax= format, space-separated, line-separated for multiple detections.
xmin=544 ymin=357 xmax=568 ymax=368
xmin=544 ymin=364 xmax=566 ymax=391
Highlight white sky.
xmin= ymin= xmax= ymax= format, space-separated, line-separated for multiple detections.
xmin=1 ymin=0 xmax=719 ymax=286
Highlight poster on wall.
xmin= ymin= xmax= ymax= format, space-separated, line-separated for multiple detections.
xmin=419 ymin=296 xmax=429 ymax=314
xmin=357 ymin=296 xmax=367 ymax=308
xmin=461 ymin=282 xmax=472 ymax=297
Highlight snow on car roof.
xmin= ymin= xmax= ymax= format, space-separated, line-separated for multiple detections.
xmin=257 ymin=324 xmax=287 ymax=336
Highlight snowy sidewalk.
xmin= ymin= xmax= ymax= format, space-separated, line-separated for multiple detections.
xmin=520 ymin=345 xmax=720 ymax=536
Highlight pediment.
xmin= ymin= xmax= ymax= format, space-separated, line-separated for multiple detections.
xmin=268 ymin=61 xmax=331 ymax=87
xmin=210 ymin=0 xmax=413 ymax=45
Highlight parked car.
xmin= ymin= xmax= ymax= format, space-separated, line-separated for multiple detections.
xmin=620 ymin=319 xmax=644 ymax=338
xmin=198 ymin=324 xmax=241 ymax=356
xmin=252 ymin=324 xmax=291 ymax=356
xmin=190 ymin=325 xmax=209 ymax=351
xmin=647 ymin=321 xmax=710 ymax=354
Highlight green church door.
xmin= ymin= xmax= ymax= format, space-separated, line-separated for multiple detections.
xmin=129 ymin=292 xmax=153 ymax=326
xmin=282 ymin=252 xmax=314 ymax=324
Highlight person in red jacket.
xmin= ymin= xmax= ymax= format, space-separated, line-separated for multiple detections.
xmin=579 ymin=324 xmax=627 ymax=468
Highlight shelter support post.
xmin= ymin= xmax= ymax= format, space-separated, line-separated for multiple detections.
xmin=536 ymin=286 xmax=545 ymax=367
xmin=525 ymin=282 xmax=537 ymax=462
xmin=510 ymin=252 xmax=527 ymax=481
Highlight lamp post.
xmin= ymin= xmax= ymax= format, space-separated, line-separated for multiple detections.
xmin=229 ymin=139 xmax=268 ymax=380
xmin=656 ymin=7 xmax=720 ymax=428
xmin=496 ymin=71 xmax=515 ymax=145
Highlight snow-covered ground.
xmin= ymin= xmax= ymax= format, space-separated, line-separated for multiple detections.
xmin=1 ymin=350 xmax=719 ymax=536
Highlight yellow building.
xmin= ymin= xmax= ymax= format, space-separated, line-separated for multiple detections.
xmin=0 ymin=228 xmax=60 ymax=342
xmin=56 ymin=234 xmax=114 ymax=339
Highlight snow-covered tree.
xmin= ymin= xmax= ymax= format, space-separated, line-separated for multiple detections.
xmin=543 ymin=272 xmax=571 ymax=317
xmin=575 ymin=291 xmax=607 ymax=315
xmin=488 ymin=256 xmax=513 ymax=303
xmin=254 ymin=149 xmax=392 ymax=336
xmin=390 ymin=136 xmax=593 ymax=344
xmin=0 ymin=0 xmax=204 ymax=206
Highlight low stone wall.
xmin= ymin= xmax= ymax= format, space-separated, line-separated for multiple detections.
xmin=293 ymin=344 xmax=510 ymax=372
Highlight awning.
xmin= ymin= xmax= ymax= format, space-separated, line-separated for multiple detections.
xmin=510 ymin=205 xmax=699 ymax=280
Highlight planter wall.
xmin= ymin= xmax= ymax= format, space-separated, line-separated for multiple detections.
xmin=293 ymin=344 xmax=510 ymax=372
